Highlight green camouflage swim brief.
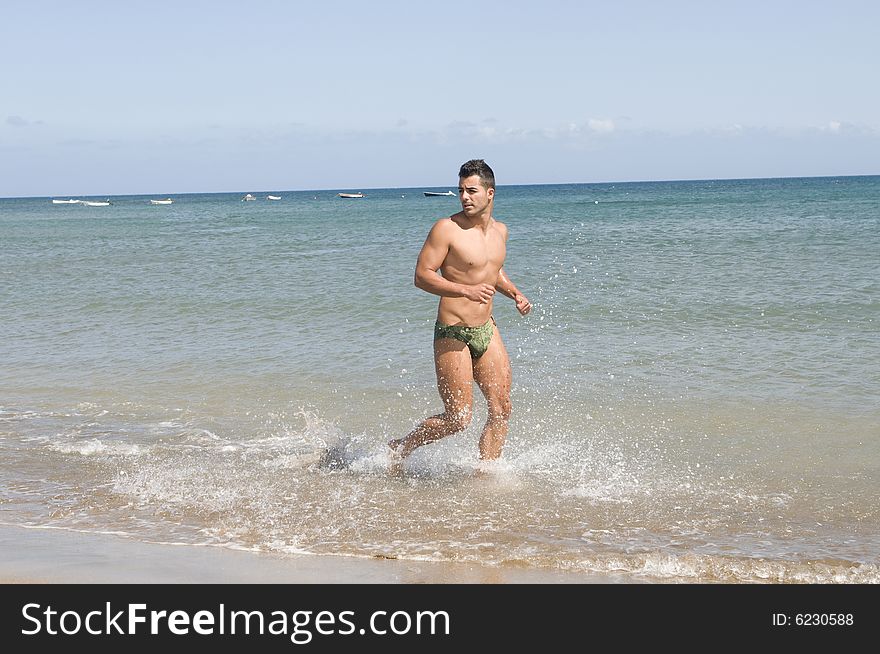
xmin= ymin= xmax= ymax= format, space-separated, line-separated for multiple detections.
xmin=434 ymin=318 xmax=494 ymax=359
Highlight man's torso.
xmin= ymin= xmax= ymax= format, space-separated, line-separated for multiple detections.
xmin=437 ymin=213 xmax=506 ymax=326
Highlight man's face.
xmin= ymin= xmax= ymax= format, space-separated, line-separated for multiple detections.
xmin=458 ymin=175 xmax=494 ymax=217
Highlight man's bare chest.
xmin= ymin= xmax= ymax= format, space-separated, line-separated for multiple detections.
xmin=446 ymin=232 xmax=505 ymax=272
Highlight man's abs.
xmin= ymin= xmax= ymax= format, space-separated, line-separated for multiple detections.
xmin=437 ymin=295 xmax=494 ymax=327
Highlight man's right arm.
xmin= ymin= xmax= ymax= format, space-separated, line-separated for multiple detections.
xmin=414 ymin=220 xmax=495 ymax=304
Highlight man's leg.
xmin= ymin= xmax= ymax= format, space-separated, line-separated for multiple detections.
xmin=473 ymin=325 xmax=512 ymax=460
xmin=389 ymin=337 xmax=475 ymax=462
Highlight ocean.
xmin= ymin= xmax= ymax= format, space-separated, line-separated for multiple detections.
xmin=1 ymin=177 xmax=878 ymax=583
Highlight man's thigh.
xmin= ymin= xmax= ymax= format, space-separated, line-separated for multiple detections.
xmin=434 ymin=337 xmax=475 ymax=411
xmin=473 ymin=326 xmax=511 ymax=402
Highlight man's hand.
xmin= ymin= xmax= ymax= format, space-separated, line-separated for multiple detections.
xmin=514 ymin=293 xmax=532 ymax=316
xmin=463 ymin=283 xmax=496 ymax=304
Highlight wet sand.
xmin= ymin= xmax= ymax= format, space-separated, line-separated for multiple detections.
xmin=0 ymin=524 xmax=633 ymax=584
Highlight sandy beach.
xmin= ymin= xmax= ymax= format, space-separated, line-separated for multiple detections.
xmin=0 ymin=524 xmax=630 ymax=584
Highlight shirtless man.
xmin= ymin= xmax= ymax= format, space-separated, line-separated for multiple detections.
xmin=388 ymin=159 xmax=531 ymax=471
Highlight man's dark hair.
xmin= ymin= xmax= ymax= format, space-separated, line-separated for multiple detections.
xmin=458 ymin=159 xmax=495 ymax=189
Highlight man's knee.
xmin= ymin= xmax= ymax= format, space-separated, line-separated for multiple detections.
xmin=444 ymin=406 xmax=473 ymax=432
xmin=488 ymin=397 xmax=511 ymax=423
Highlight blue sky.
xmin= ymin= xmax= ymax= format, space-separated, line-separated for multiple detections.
xmin=2 ymin=0 xmax=878 ymax=196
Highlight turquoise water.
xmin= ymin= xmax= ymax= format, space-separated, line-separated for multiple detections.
xmin=1 ymin=177 xmax=878 ymax=582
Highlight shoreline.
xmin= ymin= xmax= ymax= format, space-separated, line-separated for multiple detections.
xmin=0 ymin=524 xmax=632 ymax=584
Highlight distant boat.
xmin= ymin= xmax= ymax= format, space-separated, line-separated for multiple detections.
xmin=150 ymin=198 xmax=173 ymax=205
xmin=82 ymin=200 xmax=111 ymax=207
xmin=51 ymin=198 xmax=81 ymax=204
xmin=267 ymin=195 xmax=281 ymax=200
xmin=242 ymin=194 xmax=256 ymax=201
xmin=337 ymin=192 xmax=365 ymax=199
xmin=423 ymin=190 xmax=456 ymax=197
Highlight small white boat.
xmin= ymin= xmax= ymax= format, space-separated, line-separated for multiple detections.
xmin=337 ymin=192 xmax=365 ymax=198
xmin=242 ymin=194 xmax=256 ymax=201
xmin=423 ymin=190 xmax=456 ymax=197
xmin=83 ymin=200 xmax=111 ymax=207
xmin=150 ymin=198 xmax=173 ymax=205
xmin=51 ymin=198 xmax=81 ymax=204
xmin=267 ymin=195 xmax=281 ymax=200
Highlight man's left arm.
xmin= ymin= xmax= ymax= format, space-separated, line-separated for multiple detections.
xmin=495 ymin=267 xmax=532 ymax=316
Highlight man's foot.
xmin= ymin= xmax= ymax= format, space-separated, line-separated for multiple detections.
xmin=317 ymin=442 xmax=349 ymax=470
xmin=387 ymin=441 xmax=404 ymax=476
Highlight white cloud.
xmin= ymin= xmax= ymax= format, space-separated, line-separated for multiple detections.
xmin=7 ymin=115 xmax=29 ymax=127
xmin=587 ymin=118 xmax=615 ymax=133
xmin=818 ymin=120 xmax=879 ymax=135
xmin=441 ymin=118 xmax=623 ymax=143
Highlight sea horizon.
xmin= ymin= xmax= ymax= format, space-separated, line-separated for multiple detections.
xmin=4 ymin=171 xmax=878 ymax=201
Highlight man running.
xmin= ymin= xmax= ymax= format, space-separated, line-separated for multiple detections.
xmin=389 ymin=159 xmax=531 ymax=472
